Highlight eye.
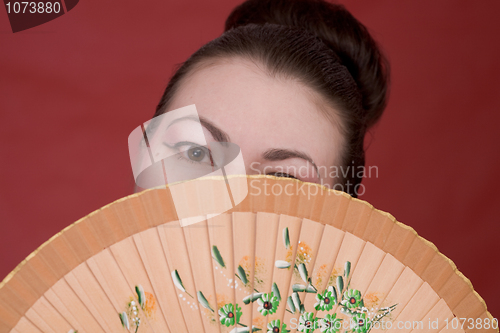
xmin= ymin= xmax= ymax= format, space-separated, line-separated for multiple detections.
xmin=163 ymin=141 xmax=214 ymax=166
xmin=187 ymin=146 xmax=206 ymax=162
xmin=267 ymin=172 xmax=298 ymax=180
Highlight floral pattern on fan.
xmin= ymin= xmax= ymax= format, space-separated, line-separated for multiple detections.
xmin=268 ymin=319 xmax=290 ymax=333
xmin=279 ymin=228 xmax=397 ymax=332
xmin=257 ymin=292 xmax=279 ymax=316
xmin=219 ymin=303 xmax=243 ymax=326
xmin=117 ymin=227 xmax=397 ymax=333
xmin=118 ymin=285 xmax=156 ymax=333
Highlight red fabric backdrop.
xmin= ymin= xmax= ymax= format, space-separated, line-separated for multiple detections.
xmin=1 ymin=0 xmax=499 ymax=318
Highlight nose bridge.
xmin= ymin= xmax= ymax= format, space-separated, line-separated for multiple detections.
xmin=241 ymin=149 xmax=264 ymax=177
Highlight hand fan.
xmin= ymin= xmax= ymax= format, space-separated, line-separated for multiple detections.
xmin=0 ymin=176 xmax=496 ymax=333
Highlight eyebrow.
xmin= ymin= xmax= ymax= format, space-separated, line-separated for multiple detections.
xmin=262 ymin=148 xmax=320 ymax=176
xmin=165 ymin=115 xmax=231 ymax=143
xmin=262 ymin=148 xmax=314 ymax=165
xmin=199 ymin=116 xmax=231 ymax=143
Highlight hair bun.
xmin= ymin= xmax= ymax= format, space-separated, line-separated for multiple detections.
xmin=225 ymin=0 xmax=389 ymax=128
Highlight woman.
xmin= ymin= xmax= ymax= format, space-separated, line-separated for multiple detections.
xmin=138 ymin=0 xmax=389 ymax=198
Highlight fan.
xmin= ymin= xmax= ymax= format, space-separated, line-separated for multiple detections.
xmin=0 ymin=176 xmax=496 ymax=333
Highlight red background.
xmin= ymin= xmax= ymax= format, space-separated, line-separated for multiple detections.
xmin=1 ymin=0 xmax=499 ymax=318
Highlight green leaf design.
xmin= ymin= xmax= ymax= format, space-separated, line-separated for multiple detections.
xmin=305 ymin=284 xmax=317 ymax=293
xmin=275 ymin=260 xmax=291 ymax=269
xmin=243 ymin=292 xmax=263 ymax=305
xmin=135 ymin=285 xmax=145 ymax=309
xmin=291 ymin=292 xmax=302 ymax=310
xmin=337 ymin=275 xmax=344 ymax=295
xmin=298 ymin=263 xmax=308 ymax=283
xmin=228 ymin=327 xmax=262 ymax=333
xmin=292 ymin=284 xmax=307 ymax=292
xmin=119 ymin=311 xmax=130 ymax=330
xmin=330 ymin=285 xmax=338 ymax=303
xmin=283 ymin=227 xmax=290 ymax=249
xmin=344 ymin=261 xmax=351 ymax=280
xmin=272 ymin=282 xmax=281 ymax=301
xmin=292 ymin=284 xmax=316 ymax=293
xmin=197 ymin=291 xmax=214 ymax=312
xmin=287 ymin=296 xmax=296 ymax=313
xmin=328 ymin=285 xmax=338 ymax=304
xmin=373 ymin=304 xmax=398 ymax=323
xmin=172 ymin=270 xmax=186 ymax=292
xmin=237 ymin=265 xmax=248 ymax=285
xmin=211 ymin=245 xmax=225 ymax=268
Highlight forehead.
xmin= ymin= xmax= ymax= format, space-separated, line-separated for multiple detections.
xmin=167 ymin=58 xmax=344 ymax=168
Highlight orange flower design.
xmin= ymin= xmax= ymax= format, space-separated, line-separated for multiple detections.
xmin=285 ymin=241 xmax=312 ymax=266
xmin=216 ymin=293 xmax=230 ymax=310
xmin=328 ymin=267 xmax=341 ymax=287
xmin=252 ymin=316 xmax=265 ymax=329
xmin=239 ymin=255 xmax=251 ymax=272
xmin=143 ymin=292 xmax=156 ymax=318
xmin=238 ymin=255 xmax=266 ymax=287
xmin=363 ymin=292 xmax=381 ymax=308
xmin=313 ymin=264 xmax=328 ymax=287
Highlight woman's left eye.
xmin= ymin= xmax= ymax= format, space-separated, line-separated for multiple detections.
xmin=186 ymin=146 xmax=207 ymax=162
xmin=164 ymin=141 xmax=214 ymax=166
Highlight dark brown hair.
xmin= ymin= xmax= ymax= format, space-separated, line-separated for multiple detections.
xmin=154 ymin=0 xmax=389 ymax=197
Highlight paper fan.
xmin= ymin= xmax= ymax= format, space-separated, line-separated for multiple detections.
xmin=0 ymin=176 xmax=496 ymax=333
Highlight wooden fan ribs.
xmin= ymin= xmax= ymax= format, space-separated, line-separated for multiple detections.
xmin=0 ymin=176 xmax=496 ymax=333
xmin=134 ymin=229 xmax=188 ymax=332
xmin=282 ymin=219 xmax=324 ymax=331
xmin=158 ymin=220 xmax=205 ymax=332
xmin=207 ymin=213 xmax=236 ymax=333
xmin=182 ymin=219 xmax=222 ymax=333
xmin=250 ymin=212 xmax=279 ymax=331
xmin=231 ymin=212 xmax=257 ymax=331
xmin=301 ymin=225 xmax=344 ymax=314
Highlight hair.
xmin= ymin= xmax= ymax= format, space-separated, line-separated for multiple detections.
xmin=154 ymin=0 xmax=389 ymax=197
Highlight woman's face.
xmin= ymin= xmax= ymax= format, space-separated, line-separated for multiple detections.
xmin=164 ymin=57 xmax=344 ymax=187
